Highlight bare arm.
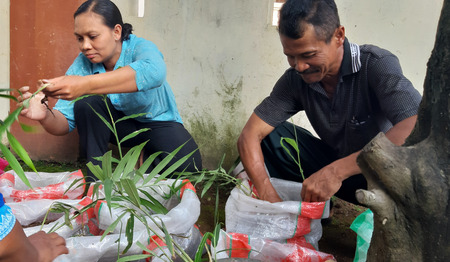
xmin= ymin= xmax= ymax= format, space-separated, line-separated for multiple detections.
xmin=18 ymin=86 xmax=70 ymax=136
xmin=237 ymin=113 xmax=281 ymax=202
xmin=0 ymin=221 xmax=68 ymax=262
xmin=301 ymin=115 xmax=418 ymax=202
xmin=42 ymin=66 xmax=138 ymax=100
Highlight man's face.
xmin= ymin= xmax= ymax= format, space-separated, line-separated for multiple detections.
xmin=280 ymin=24 xmax=344 ymax=84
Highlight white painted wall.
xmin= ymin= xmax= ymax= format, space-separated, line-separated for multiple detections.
xmin=1 ymin=0 xmax=444 ymax=167
xmin=0 ymin=1 xmax=9 ymax=119
xmin=0 ymin=1 xmax=9 ymax=145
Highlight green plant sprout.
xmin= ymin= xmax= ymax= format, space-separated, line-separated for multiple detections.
xmin=280 ymin=120 xmax=305 ymax=180
xmin=0 ymin=86 xmax=52 ymax=188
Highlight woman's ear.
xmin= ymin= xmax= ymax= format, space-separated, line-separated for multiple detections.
xmin=113 ymin=24 xmax=122 ymax=41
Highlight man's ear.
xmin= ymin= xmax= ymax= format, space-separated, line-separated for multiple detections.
xmin=335 ymin=26 xmax=345 ymax=46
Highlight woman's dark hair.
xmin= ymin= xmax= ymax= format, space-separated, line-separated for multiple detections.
xmin=278 ymin=0 xmax=340 ymax=43
xmin=74 ymin=0 xmax=133 ymax=41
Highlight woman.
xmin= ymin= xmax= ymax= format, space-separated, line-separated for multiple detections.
xmin=19 ymin=0 xmax=202 ymax=182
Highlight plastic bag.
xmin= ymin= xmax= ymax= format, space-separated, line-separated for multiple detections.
xmin=0 ymin=170 xmax=85 ymax=202
xmin=22 ymin=175 xmax=201 ymax=262
xmin=350 ymin=209 xmax=373 ymax=262
xmin=217 ymin=172 xmax=335 ymax=261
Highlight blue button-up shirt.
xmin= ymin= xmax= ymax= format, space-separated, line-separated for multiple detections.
xmin=54 ymin=34 xmax=183 ymax=132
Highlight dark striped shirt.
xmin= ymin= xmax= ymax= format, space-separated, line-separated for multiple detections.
xmin=255 ymin=38 xmax=422 ymax=157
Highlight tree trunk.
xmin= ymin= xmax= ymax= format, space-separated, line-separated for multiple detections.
xmin=355 ymin=0 xmax=450 ymax=261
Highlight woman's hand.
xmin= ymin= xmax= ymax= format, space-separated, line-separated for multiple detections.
xmin=18 ymin=86 xmax=48 ymax=121
xmin=41 ymin=76 xmax=86 ymax=100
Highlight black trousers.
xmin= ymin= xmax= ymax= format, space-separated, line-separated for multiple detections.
xmin=261 ymin=121 xmax=366 ymax=204
xmin=74 ymin=95 xmax=202 ymax=182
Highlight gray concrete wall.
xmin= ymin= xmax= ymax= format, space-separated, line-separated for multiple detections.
xmin=1 ymin=0 xmax=444 ymax=168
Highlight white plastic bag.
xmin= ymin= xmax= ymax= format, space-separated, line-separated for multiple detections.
xmin=217 ymin=172 xmax=335 ymax=261
xmin=22 ymin=176 xmax=201 ymax=262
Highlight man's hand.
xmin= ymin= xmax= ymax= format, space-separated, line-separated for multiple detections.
xmin=301 ymin=165 xmax=344 ymax=202
xmin=28 ymin=231 xmax=69 ymax=262
xmin=301 ymin=152 xmax=360 ymax=202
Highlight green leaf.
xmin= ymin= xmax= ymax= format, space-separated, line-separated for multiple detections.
xmin=102 ymin=150 xmax=113 ymax=179
xmin=121 ymin=178 xmax=141 ymax=208
xmin=87 ymin=103 xmax=114 ymax=133
xmin=280 ymin=137 xmax=304 ymax=179
xmin=143 ymin=142 xmax=189 ymax=184
xmin=117 ymin=254 xmax=152 ymax=262
xmin=86 ymin=162 xmax=105 ymax=181
xmin=123 ymin=142 xmax=147 ymax=177
xmin=0 ymin=107 xmax=22 ymax=135
xmin=115 ymin=112 xmax=149 ymax=124
xmin=0 ymin=94 xmax=18 ymax=102
xmin=201 ymin=176 xmax=215 ymax=198
xmin=154 ymin=148 xmax=198 ymax=184
xmin=137 ymin=151 xmax=163 ymax=176
xmin=7 ymin=131 xmax=37 ymax=172
xmin=195 ymin=231 xmax=214 ymax=261
xmin=18 ymin=122 xmax=39 ymax=133
xmin=104 ymin=178 xmax=113 ymax=213
xmin=119 ymin=128 xmax=150 ymax=144
xmin=159 ymin=220 xmax=174 ymax=258
xmin=0 ymin=143 xmax=32 ymax=188
xmin=123 ymin=214 xmax=135 ymax=254
xmin=138 ymin=189 xmax=168 ymax=215
xmin=101 ymin=212 xmax=127 ymax=241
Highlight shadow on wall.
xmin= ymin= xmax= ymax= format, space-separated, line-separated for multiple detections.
xmin=185 ymin=75 xmax=246 ymax=170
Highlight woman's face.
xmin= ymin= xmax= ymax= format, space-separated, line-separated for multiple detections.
xmin=74 ymin=12 xmax=122 ymax=71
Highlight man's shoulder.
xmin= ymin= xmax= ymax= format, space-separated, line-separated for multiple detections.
xmin=359 ymin=44 xmax=396 ymax=60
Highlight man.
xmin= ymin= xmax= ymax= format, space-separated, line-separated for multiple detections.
xmin=237 ymin=0 xmax=421 ymax=204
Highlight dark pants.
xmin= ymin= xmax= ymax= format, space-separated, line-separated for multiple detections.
xmin=261 ymin=122 xmax=366 ymax=204
xmin=74 ymin=95 xmax=202 ymax=183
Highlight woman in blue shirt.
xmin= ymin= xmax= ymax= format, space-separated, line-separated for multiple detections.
xmin=19 ymin=0 xmax=202 ymax=182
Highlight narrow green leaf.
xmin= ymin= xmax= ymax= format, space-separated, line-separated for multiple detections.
xmin=101 ymin=212 xmax=127 ymax=241
xmin=119 ymin=128 xmax=150 ymax=144
xmin=101 ymin=150 xmax=113 ymax=179
xmin=139 ymin=189 xmax=168 ymax=214
xmin=86 ymin=162 xmax=105 ymax=181
xmin=121 ymin=178 xmax=141 ymax=208
xmin=18 ymin=122 xmax=39 ymax=133
xmin=0 ymin=143 xmax=32 ymax=188
xmin=6 ymin=131 xmax=37 ymax=172
xmin=0 ymin=94 xmax=18 ymax=102
xmin=117 ymin=254 xmax=152 ymax=262
xmin=201 ymin=176 xmax=215 ymax=198
xmin=87 ymin=104 xmax=114 ymax=133
xmin=137 ymin=151 xmax=163 ymax=176
xmin=280 ymin=137 xmax=300 ymax=166
xmin=0 ymin=107 xmax=22 ymax=135
xmin=195 ymin=232 xmax=214 ymax=261
xmin=123 ymin=214 xmax=135 ymax=254
xmin=154 ymin=148 xmax=198 ymax=184
xmin=104 ymin=178 xmax=113 ymax=213
xmin=159 ymin=220 xmax=174 ymax=258
xmin=123 ymin=142 xmax=147 ymax=177
xmin=143 ymin=142 xmax=189 ymax=184
xmin=115 ymin=112 xmax=149 ymax=123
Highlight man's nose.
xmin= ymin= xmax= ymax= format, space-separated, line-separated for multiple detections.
xmin=295 ymin=60 xmax=309 ymax=73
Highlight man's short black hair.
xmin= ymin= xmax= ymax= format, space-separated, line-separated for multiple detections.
xmin=278 ymin=0 xmax=340 ymax=43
